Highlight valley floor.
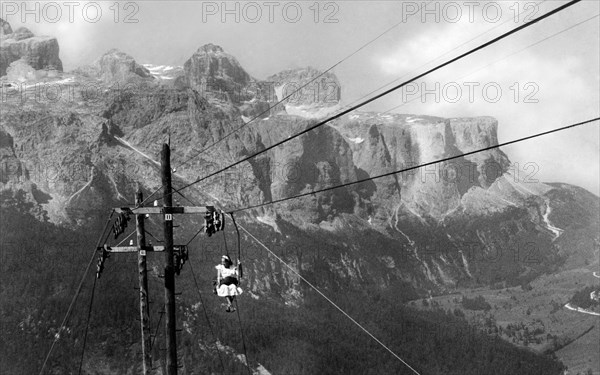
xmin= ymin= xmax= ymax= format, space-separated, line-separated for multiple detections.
xmin=407 ymin=266 xmax=600 ymax=375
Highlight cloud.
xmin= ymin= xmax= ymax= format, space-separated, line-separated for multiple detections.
xmin=376 ymin=22 xmax=492 ymax=76
xmin=370 ymin=9 xmax=599 ymax=194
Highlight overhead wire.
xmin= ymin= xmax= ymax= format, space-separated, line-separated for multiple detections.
xmin=220 ymin=225 xmax=252 ymax=375
xmin=138 ymin=173 xmax=199 ymax=209
xmin=173 ymin=186 xmax=197 ymax=206
xmin=77 ymin=274 xmax=98 ymax=375
xmin=145 ymin=229 xmax=163 ymax=244
xmin=228 ymin=117 xmax=599 ymax=213
xmin=140 ymin=0 xmax=538 ymax=202
xmin=113 ymin=228 xmax=138 ymax=247
xmin=168 ymin=0 xmax=543 ymax=197
xmin=128 ymin=0 xmax=583 ymax=209
xmin=225 ymin=117 xmax=599 ymax=371
xmin=229 ymin=213 xmax=242 ymax=276
xmin=237 ymin=223 xmax=422 ymax=375
xmin=221 ymin=228 xmax=229 ymax=258
xmin=42 ymin=3 xmax=594 ymax=372
xmin=150 ymin=310 xmax=164 ymax=352
xmin=77 ymin=212 xmax=142 ymax=373
xmin=38 ymin=210 xmax=115 ymax=375
xmin=133 ymin=1 xmax=434 ymax=205
xmin=174 ymin=1 xmax=435 ymax=172
xmin=53 ymin=2 xmax=594 ymax=373
xmin=335 ymin=0 xmax=548 ymax=114
xmin=382 ymin=12 xmax=600 ymax=114
xmin=137 ymin=185 xmax=164 ymax=208
xmin=187 ymin=258 xmax=226 ymax=373
xmin=233 ymin=299 xmax=252 ymax=375
xmin=167 ymin=0 xmax=582 ymax=200
xmin=185 ymin=225 xmax=206 ymax=247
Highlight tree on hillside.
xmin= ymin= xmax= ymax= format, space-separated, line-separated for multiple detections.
xmin=461 ymin=295 xmax=492 ymax=311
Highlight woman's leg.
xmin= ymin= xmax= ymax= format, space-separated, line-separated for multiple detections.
xmin=224 ymin=296 xmax=233 ymax=312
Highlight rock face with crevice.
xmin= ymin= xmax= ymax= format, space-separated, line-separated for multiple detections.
xmin=330 ymin=113 xmax=513 ymax=221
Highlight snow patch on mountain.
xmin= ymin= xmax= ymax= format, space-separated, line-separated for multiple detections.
xmin=67 ymin=166 xmax=94 ymax=203
xmin=460 ymin=250 xmax=473 ymax=278
xmin=348 ymin=136 xmax=364 ymax=144
xmin=18 ymin=75 xmax=74 ymax=89
xmin=256 ymin=215 xmax=281 ymax=233
xmin=285 ymin=103 xmax=341 ymax=119
xmin=433 ymin=259 xmax=453 ymax=285
xmin=394 ymin=209 xmax=415 ymax=245
xmin=274 ymin=84 xmax=284 ymax=102
xmin=142 ymin=63 xmax=183 ymax=80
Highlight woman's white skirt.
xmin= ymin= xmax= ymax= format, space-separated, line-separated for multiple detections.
xmin=217 ymin=284 xmax=243 ymax=297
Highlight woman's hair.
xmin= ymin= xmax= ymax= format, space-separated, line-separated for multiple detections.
xmin=221 ymin=255 xmax=233 ymax=266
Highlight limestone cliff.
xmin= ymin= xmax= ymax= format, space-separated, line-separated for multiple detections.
xmin=0 ymin=20 xmax=62 ymax=76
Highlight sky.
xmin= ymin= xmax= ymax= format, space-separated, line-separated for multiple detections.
xmin=3 ymin=0 xmax=599 ymax=195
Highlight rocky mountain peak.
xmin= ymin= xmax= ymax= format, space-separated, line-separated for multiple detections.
xmin=266 ymin=66 xmax=341 ymax=118
xmin=198 ymin=43 xmax=225 ymax=54
xmin=11 ymin=27 xmax=34 ymax=41
xmin=267 ymin=66 xmax=341 ymax=101
xmin=0 ymin=18 xmax=12 ymax=36
xmin=184 ymin=43 xmax=251 ymax=101
xmin=91 ymin=48 xmax=153 ymax=82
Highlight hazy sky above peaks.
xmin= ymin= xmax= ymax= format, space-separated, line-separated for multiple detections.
xmin=4 ymin=0 xmax=599 ymax=195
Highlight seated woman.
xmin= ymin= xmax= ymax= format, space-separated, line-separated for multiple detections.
xmin=215 ymin=255 xmax=243 ymax=312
